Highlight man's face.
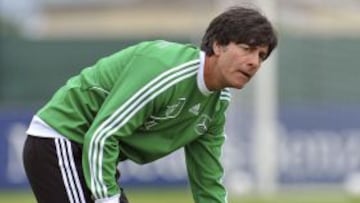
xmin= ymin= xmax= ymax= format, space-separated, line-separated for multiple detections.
xmin=214 ymin=42 xmax=269 ymax=89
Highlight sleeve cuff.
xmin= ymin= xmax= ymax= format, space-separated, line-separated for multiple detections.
xmin=94 ymin=194 xmax=120 ymax=203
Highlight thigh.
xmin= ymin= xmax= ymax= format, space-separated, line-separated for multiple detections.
xmin=23 ymin=135 xmax=93 ymax=203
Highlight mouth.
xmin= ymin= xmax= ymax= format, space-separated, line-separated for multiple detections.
xmin=238 ymin=70 xmax=251 ymax=79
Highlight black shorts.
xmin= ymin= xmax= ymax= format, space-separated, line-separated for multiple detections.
xmin=23 ymin=135 xmax=128 ymax=203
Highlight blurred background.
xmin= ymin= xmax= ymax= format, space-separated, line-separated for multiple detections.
xmin=1 ymin=0 xmax=360 ymax=202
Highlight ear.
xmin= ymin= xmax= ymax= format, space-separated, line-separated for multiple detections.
xmin=212 ymin=41 xmax=223 ymax=56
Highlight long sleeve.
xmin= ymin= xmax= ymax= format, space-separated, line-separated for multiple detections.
xmin=82 ymin=77 xmax=156 ymax=200
xmin=81 ymin=42 xmax=200 ymax=200
xmin=185 ymin=102 xmax=228 ymax=203
xmin=81 ymin=50 xmax=168 ymax=200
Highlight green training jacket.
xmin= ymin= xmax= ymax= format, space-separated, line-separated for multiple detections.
xmin=35 ymin=40 xmax=231 ymax=203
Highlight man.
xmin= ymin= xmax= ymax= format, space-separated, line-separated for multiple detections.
xmin=23 ymin=6 xmax=277 ymax=203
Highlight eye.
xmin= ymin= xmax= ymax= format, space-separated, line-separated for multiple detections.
xmin=238 ymin=44 xmax=250 ymax=51
xmin=259 ymin=52 xmax=267 ymax=61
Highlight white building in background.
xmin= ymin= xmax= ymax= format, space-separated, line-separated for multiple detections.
xmin=1 ymin=0 xmax=359 ymax=39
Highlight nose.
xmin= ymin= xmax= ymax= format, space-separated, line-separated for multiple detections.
xmin=247 ymin=53 xmax=261 ymax=71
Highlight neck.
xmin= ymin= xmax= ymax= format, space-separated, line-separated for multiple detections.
xmin=204 ymin=55 xmax=223 ymax=91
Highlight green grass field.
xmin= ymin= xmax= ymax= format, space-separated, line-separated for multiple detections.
xmin=1 ymin=188 xmax=360 ymax=203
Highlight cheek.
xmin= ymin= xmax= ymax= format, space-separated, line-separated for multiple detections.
xmin=228 ymin=60 xmax=242 ymax=71
xmin=220 ymin=52 xmax=241 ymax=73
xmin=222 ymin=62 xmax=236 ymax=74
xmin=229 ymin=53 xmax=245 ymax=67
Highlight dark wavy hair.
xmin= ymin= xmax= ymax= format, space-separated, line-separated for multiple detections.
xmin=201 ymin=6 xmax=278 ymax=59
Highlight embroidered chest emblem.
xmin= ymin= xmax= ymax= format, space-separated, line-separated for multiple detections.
xmin=141 ymin=98 xmax=186 ymax=130
xmin=151 ymin=97 xmax=186 ymax=120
